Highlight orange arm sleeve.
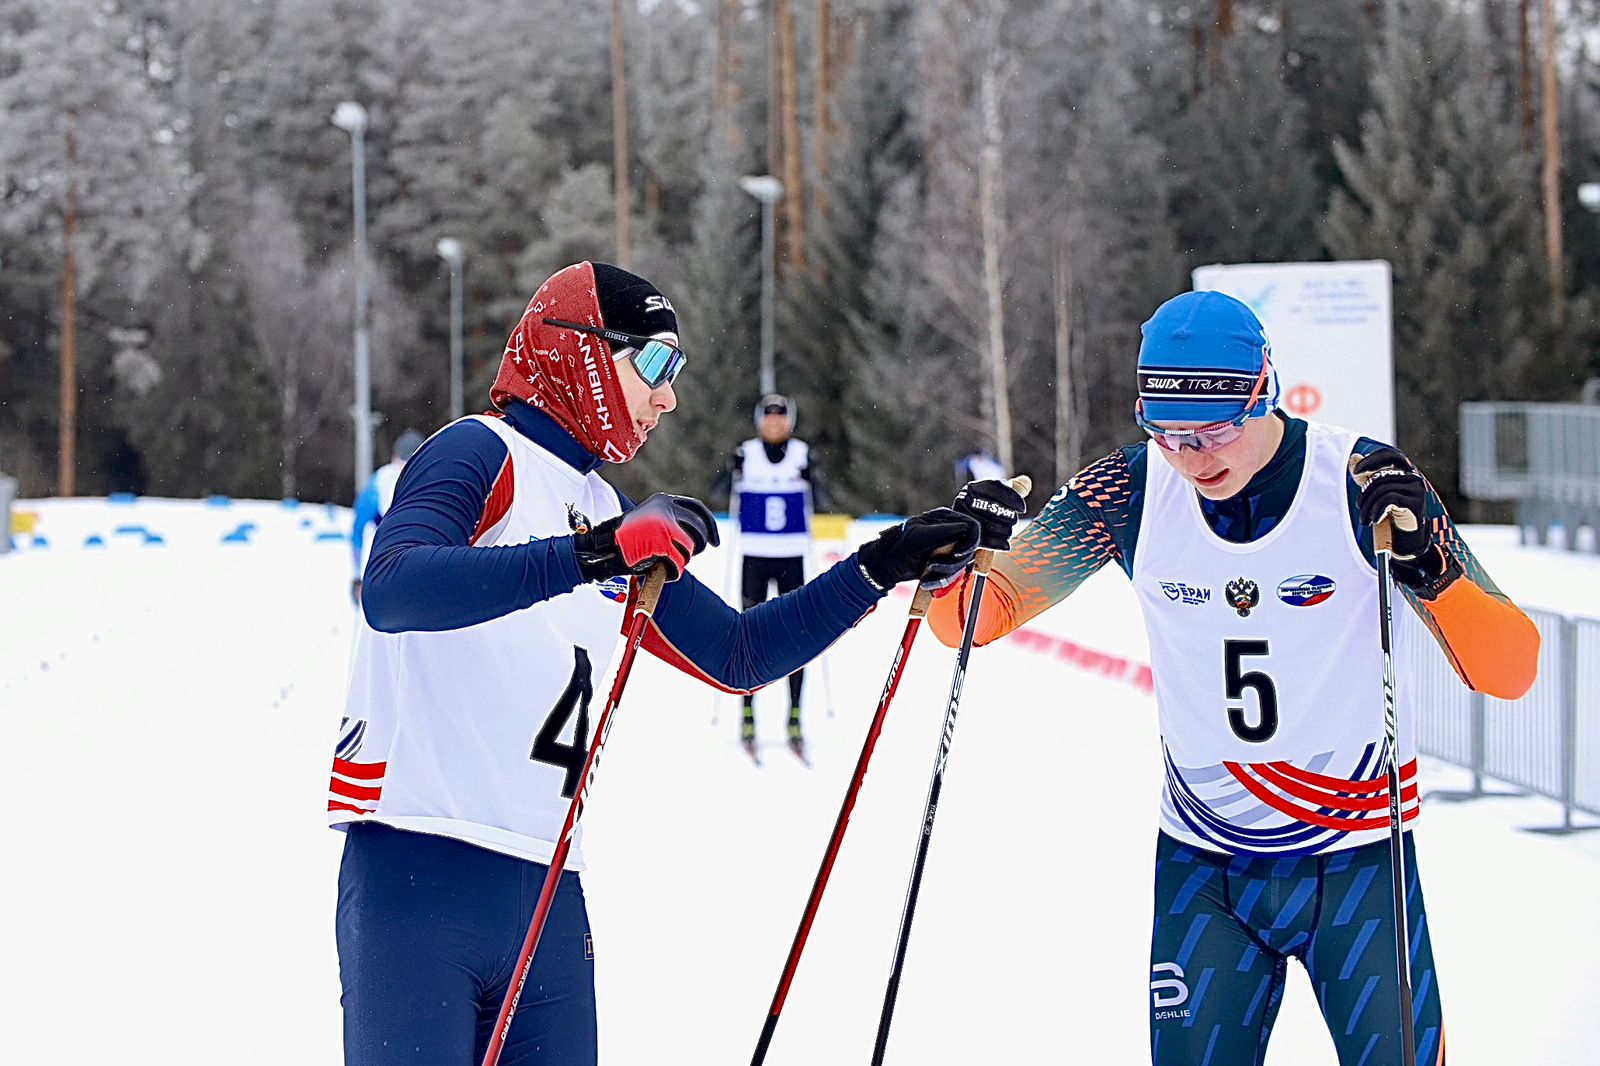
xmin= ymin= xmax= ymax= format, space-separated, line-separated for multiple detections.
xmin=927 ymin=557 xmax=1032 ymax=649
xmin=1410 ymin=576 xmax=1539 ymax=699
xmin=1396 ymin=494 xmax=1541 ymax=700
xmin=928 ymin=451 xmax=1136 ymax=648
xmin=1348 ymin=443 xmax=1540 ymax=700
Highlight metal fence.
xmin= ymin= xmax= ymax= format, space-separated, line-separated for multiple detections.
xmin=1409 ymin=606 xmax=1599 ymax=829
xmin=1460 ymin=402 xmax=1600 ymax=551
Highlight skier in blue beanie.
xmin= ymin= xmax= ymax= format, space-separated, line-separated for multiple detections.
xmin=931 ymin=289 xmax=1539 ymax=1065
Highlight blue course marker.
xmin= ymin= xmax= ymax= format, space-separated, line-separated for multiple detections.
xmin=220 ymin=522 xmax=257 ymax=545
xmin=206 ymin=495 xmax=233 ymax=508
xmin=108 ymin=492 xmax=139 ymax=504
xmin=83 ymin=534 xmax=106 ymax=548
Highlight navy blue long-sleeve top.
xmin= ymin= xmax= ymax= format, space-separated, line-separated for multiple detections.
xmin=361 ymin=402 xmax=886 ymax=693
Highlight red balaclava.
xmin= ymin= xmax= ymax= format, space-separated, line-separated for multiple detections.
xmin=491 ymin=261 xmax=677 ymax=464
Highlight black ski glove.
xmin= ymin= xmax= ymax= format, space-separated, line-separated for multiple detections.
xmin=856 ymin=507 xmax=981 ymax=591
xmin=953 ymin=479 xmax=1027 ymax=551
xmin=1352 ymin=448 xmax=1453 ymax=591
xmin=573 ymin=493 xmax=720 ymax=582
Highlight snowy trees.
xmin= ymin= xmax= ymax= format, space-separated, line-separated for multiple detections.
xmin=0 ymin=0 xmax=188 ymax=494
xmin=2 ymin=0 xmax=1596 ymax=507
xmin=1324 ymin=0 xmax=1592 ymax=500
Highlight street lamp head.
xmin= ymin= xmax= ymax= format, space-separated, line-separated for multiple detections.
xmin=1580 ymin=182 xmax=1600 ymax=213
xmin=738 ymin=175 xmax=784 ymax=204
xmin=331 ymin=101 xmax=368 ymax=134
xmin=436 ymin=237 xmax=465 ymax=267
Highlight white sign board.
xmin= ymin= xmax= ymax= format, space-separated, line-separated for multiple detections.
xmin=1191 ymin=260 xmax=1394 ymax=443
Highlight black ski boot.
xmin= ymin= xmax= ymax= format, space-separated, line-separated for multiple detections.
xmin=741 ymin=706 xmax=761 ymax=766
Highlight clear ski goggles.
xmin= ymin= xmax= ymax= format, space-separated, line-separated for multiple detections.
xmin=543 ymin=318 xmax=686 ymax=389
xmin=1134 ymin=355 xmax=1271 ymax=453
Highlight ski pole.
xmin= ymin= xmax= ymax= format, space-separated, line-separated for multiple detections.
xmin=481 ymin=565 xmax=669 ymax=1066
xmin=872 ymin=475 xmax=1028 ymax=1065
xmin=1350 ymin=456 xmax=1418 ymax=1066
xmin=749 ymin=584 xmax=937 ymax=1065
xmin=1373 ymin=514 xmax=1417 ymax=1066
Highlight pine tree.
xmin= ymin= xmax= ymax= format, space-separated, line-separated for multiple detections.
xmin=1323 ymin=0 xmax=1592 ymax=507
xmin=0 ymin=0 xmax=190 ymax=493
xmin=1000 ymin=0 xmax=1181 ymax=471
xmin=1163 ymin=32 xmax=1323 ymax=265
xmin=618 ymin=102 xmax=758 ymax=502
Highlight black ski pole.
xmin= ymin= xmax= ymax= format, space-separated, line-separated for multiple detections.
xmin=1373 ymin=513 xmax=1417 ymax=1066
xmin=871 ymin=475 xmax=1028 ymax=1065
xmin=1351 ymin=455 xmax=1418 ymax=1066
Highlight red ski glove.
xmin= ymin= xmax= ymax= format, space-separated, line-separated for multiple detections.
xmin=574 ymin=493 xmax=720 ymax=582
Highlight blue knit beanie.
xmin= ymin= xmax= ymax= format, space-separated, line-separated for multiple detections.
xmin=1137 ymin=291 xmax=1279 ymax=423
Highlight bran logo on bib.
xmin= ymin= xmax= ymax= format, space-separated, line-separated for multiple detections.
xmin=1159 ymin=581 xmax=1211 ymax=606
xmin=1224 ymin=577 xmax=1260 ymax=617
xmin=1277 ymin=574 xmax=1336 ymax=607
xmin=596 ymin=576 xmax=629 ymax=603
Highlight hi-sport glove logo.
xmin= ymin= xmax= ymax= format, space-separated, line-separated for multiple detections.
xmin=1277 ymin=574 xmax=1336 ymax=607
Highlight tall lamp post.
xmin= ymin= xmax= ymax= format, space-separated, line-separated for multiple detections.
xmin=738 ymin=175 xmax=784 ymax=396
xmin=436 ymin=238 xmax=466 ymax=420
xmin=332 ymin=100 xmax=373 ymax=496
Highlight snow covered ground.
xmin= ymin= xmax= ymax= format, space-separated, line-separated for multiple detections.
xmin=3 ymin=497 xmax=1597 ymax=1063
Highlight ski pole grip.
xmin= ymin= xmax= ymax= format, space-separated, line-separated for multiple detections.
xmin=1374 ymin=516 xmax=1395 ymax=557
xmin=635 ymin=565 xmax=668 ymax=617
xmin=979 ymin=474 xmax=1032 ymax=576
xmin=912 ymin=473 xmax=1032 ymax=593
xmin=1347 ymin=455 xmax=1397 ymax=556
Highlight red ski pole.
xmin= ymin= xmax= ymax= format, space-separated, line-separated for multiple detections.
xmin=481 ymin=565 xmax=668 ymax=1066
xmin=749 ymin=583 xmax=936 ymax=1065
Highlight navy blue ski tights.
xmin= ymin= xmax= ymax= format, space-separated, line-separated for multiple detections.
xmin=337 ymin=822 xmax=597 ymax=1065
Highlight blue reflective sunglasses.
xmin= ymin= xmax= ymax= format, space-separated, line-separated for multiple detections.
xmin=544 ymin=318 xmax=685 ymax=389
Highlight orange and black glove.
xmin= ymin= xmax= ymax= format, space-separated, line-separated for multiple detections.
xmin=953 ymin=479 xmax=1027 ymax=551
xmin=1353 ymin=448 xmax=1456 ymax=592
